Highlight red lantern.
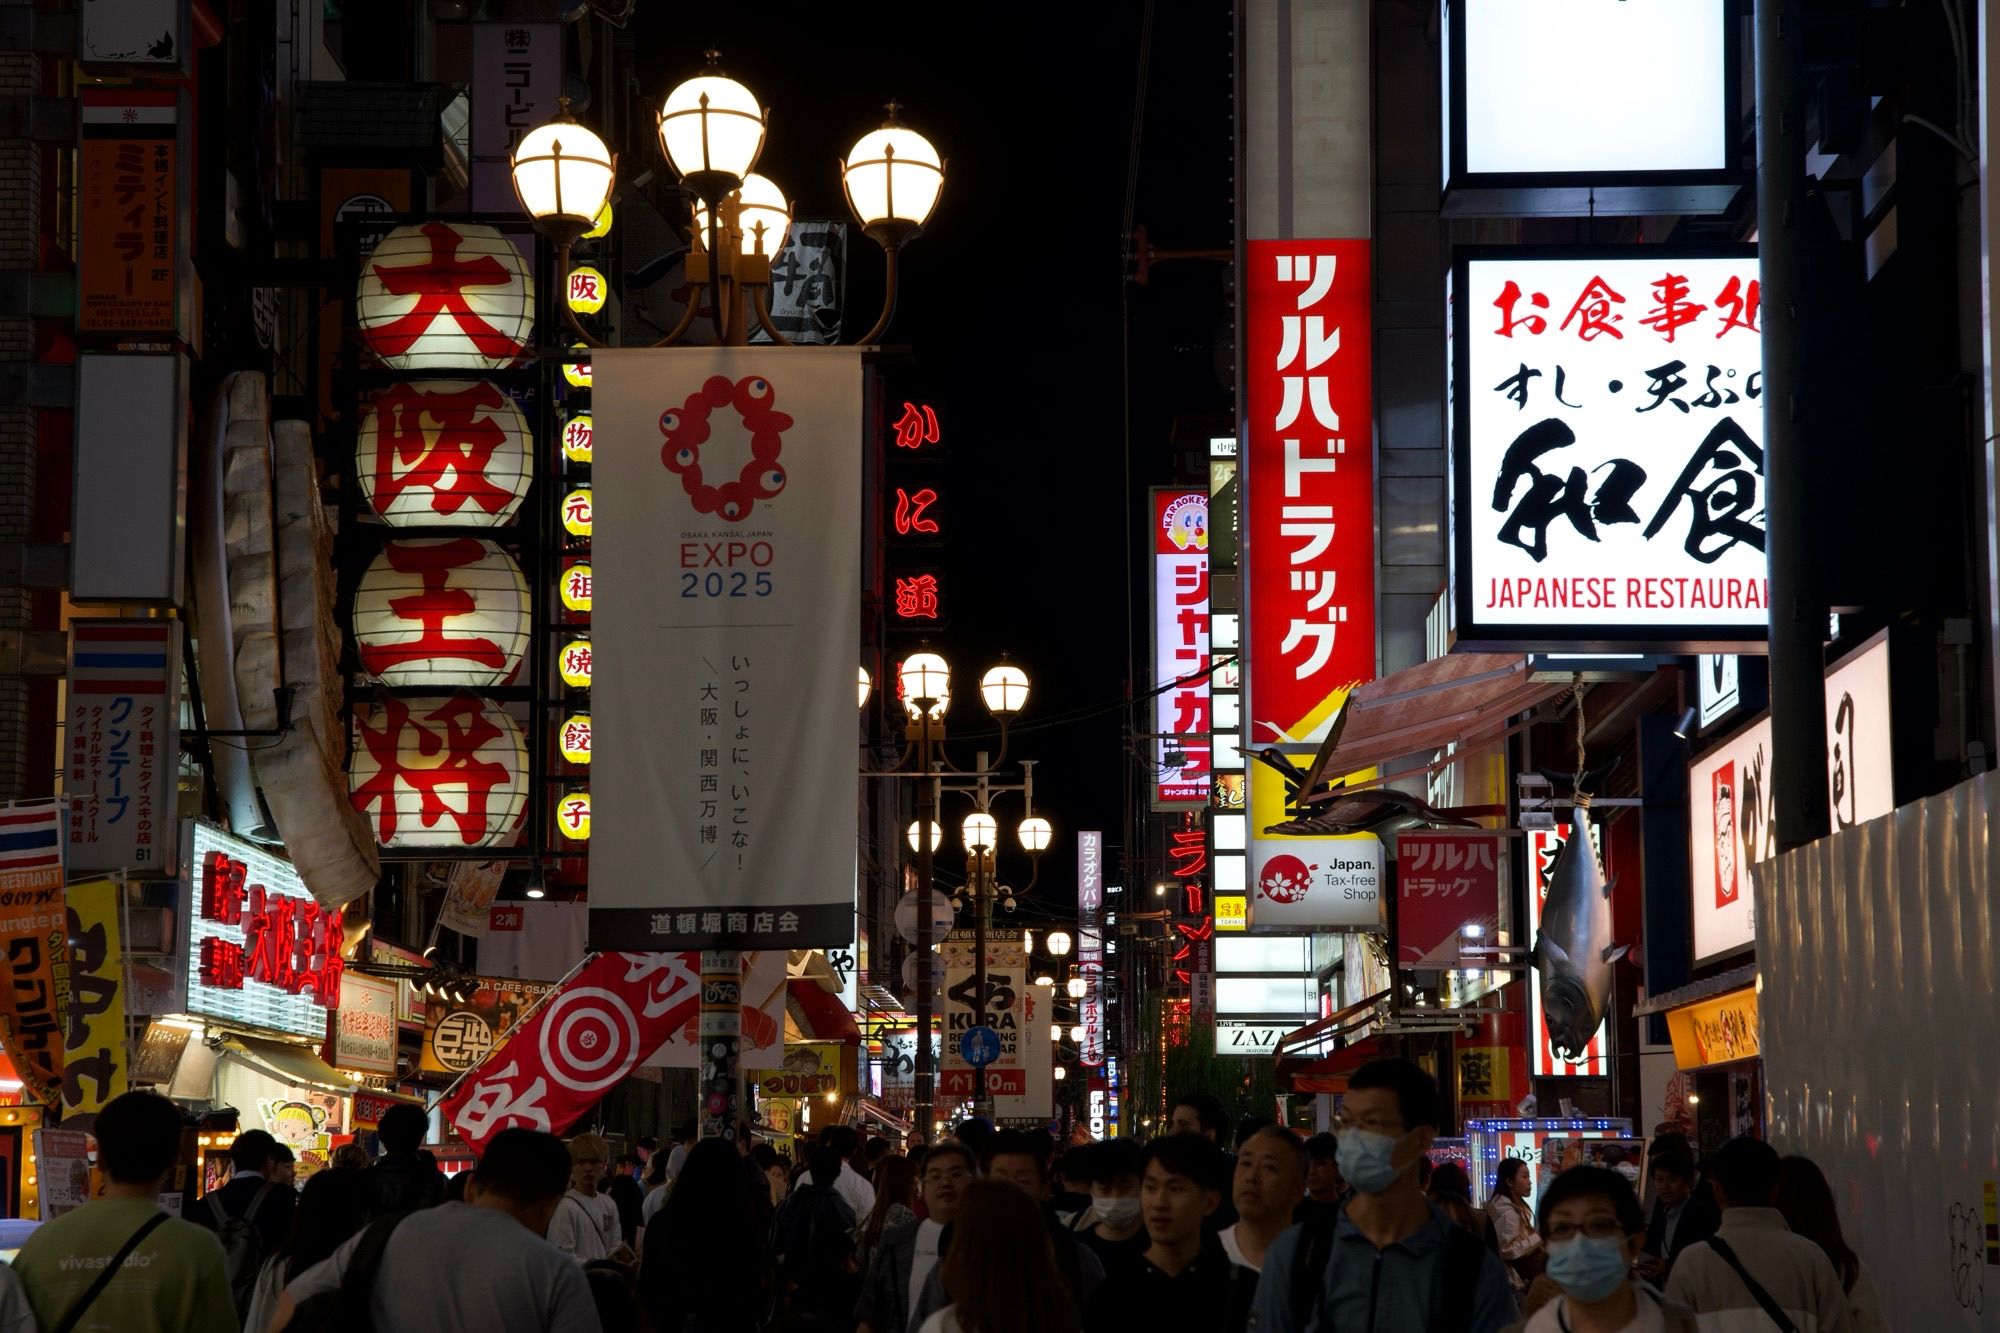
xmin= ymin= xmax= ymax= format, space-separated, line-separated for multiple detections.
xmin=352 ymin=538 xmax=530 ymax=688
xmin=349 ymin=694 xmax=529 ymax=848
xmin=357 ymin=222 xmax=535 ymax=371
xmin=358 ymin=380 xmax=533 ymax=527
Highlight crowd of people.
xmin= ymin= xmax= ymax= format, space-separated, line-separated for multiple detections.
xmin=0 ymin=1065 xmax=1892 ymax=1332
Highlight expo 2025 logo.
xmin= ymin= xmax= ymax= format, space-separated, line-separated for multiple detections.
xmin=658 ymin=374 xmax=793 ymax=522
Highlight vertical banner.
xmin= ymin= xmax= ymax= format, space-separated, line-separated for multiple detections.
xmin=469 ymin=23 xmax=560 ymax=213
xmin=1395 ymin=830 xmax=1507 ymax=967
xmin=331 ymin=972 xmax=399 ymax=1076
xmin=0 ymin=801 xmax=66 ymax=1108
xmin=1076 ymin=831 xmax=1105 ymax=1067
xmin=589 ymin=349 xmax=863 ymax=950
xmin=938 ymin=929 xmax=1030 ymax=1101
xmin=441 ymin=952 xmax=701 ymax=1150
xmin=995 ymin=983 xmax=1055 ymax=1123
xmin=79 ymin=90 xmax=183 ymax=335
xmin=437 ymin=859 xmax=508 ymax=938
xmin=61 ymin=879 xmax=127 ymax=1115
xmin=65 ymin=620 xmax=181 ymax=873
xmin=1152 ymin=490 xmax=1212 ymax=807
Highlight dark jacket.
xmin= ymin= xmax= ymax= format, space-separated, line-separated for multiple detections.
xmin=188 ymin=1172 xmax=295 ymax=1255
xmin=854 ymin=1217 xmax=923 ymax=1333
xmin=1644 ymin=1189 xmax=1723 ymax=1273
xmin=606 ymin=1172 xmax=645 ymax=1245
xmin=1084 ymin=1238 xmax=1236 ymax=1333
xmin=366 ymin=1151 xmax=446 ymax=1218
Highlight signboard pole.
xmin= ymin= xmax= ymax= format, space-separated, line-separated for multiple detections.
xmin=698 ymin=951 xmax=744 ymax=1142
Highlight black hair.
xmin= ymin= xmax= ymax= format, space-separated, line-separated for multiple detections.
xmin=443 ymin=1170 xmax=471 ymax=1202
xmin=377 ymin=1103 xmax=429 ymax=1154
xmin=1142 ymin=1134 xmax=1228 ymax=1193
xmin=279 ymin=1167 xmax=369 ymax=1282
xmin=807 ymin=1144 xmax=844 ymax=1189
xmin=1417 ymin=1155 xmax=1434 ymax=1189
xmin=1429 ymin=1160 xmax=1473 ymax=1200
xmin=230 ymin=1128 xmax=281 ymax=1173
xmin=1539 ymin=1164 xmax=1646 ymax=1236
xmin=1345 ymin=1058 xmax=1442 ymax=1130
xmin=95 ymin=1090 xmax=185 ymax=1185
xmin=1649 ymin=1152 xmax=1697 ymax=1182
xmin=951 ymin=1117 xmax=997 ymax=1157
xmin=750 ymin=1143 xmax=782 ymax=1173
xmin=272 ymin=1143 xmax=296 ymax=1164
xmin=983 ymin=1128 xmax=1052 ymax=1179
xmin=1173 ymin=1092 xmax=1229 ymax=1140
xmin=1246 ymin=1124 xmax=1306 ymax=1167
xmin=917 ymin=1139 xmax=976 ymax=1175
xmin=821 ymin=1125 xmax=861 ymax=1160
xmin=615 ymin=1154 xmax=642 ymax=1168
xmin=1234 ymin=1115 xmax=1276 ymax=1149
xmin=1497 ymin=1156 xmax=1531 ymax=1195
xmin=1304 ymin=1132 xmax=1339 ymax=1162
xmin=1060 ymin=1136 xmax=1142 ymax=1186
xmin=672 ymin=1121 xmax=698 ymax=1143
xmin=1708 ymin=1136 xmax=1781 ymax=1207
xmin=472 ymin=1127 xmax=574 ymax=1204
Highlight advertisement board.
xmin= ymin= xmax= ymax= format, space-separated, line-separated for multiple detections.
xmin=1688 ymin=635 xmax=1894 ymax=962
xmin=0 ymin=801 xmax=70 ymax=1107
xmin=938 ymin=930 xmax=1029 ymax=1100
xmin=333 ymin=972 xmax=399 ymax=1076
xmin=994 ymin=984 xmax=1054 ymax=1122
xmin=1247 ymin=793 xmax=1384 ymax=932
xmin=184 ymin=823 xmax=342 ymax=1040
xmin=1451 ymin=249 xmax=1765 ymax=650
xmin=78 ymin=90 xmax=183 ymax=334
xmin=1396 ymin=830 xmax=1506 ymax=967
xmin=60 ymin=879 xmax=128 ymax=1114
xmin=420 ymin=975 xmax=556 ymax=1075
xmin=1152 ymin=490 xmax=1211 ymax=807
xmin=589 ymin=348 xmax=861 ymax=950
xmin=1076 ymin=831 xmax=1104 ymax=1067
xmin=469 ymin=23 xmax=560 ymax=212
xmin=65 ymin=620 xmax=180 ymax=873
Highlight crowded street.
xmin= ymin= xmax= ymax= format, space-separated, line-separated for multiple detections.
xmin=0 ymin=0 xmax=1993 ymax=1330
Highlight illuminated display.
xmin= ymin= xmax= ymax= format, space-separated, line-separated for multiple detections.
xmin=892 ymin=573 xmax=942 ymax=622
xmin=558 ymin=638 xmax=593 ymax=689
xmin=890 ymin=400 xmax=940 ymax=450
xmin=561 ymin=486 xmax=593 ymax=538
xmin=185 ymin=823 xmax=345 ymax=1038
xmin=1152 ymin=490 xmax=1210 ymax=807
xmin=892 ymin=487 xmax=941 ymax=538
xmin=356 ymin=222 xmax=534 ymax=372
xmin=559 ymin=713 xmax=592 ymax=765
xmin=562 ymin=414 xmax=593 ymax=464
xmin=562 ymin=347 xmax=592 ymax=389
xmin=352 ymin=538 xmax=530 ymax=688
xmin=566 ymin=265 xmax=608 ymax=315
xmin=350 ymin=695 xmax=530 ymax=849
xmin=558 ymin=789 xmax=591 ymax=841
xmin=358 ymin=380 xmax=533 ymax=528
xmin=560 ymin=562 xmax=593 ymax=615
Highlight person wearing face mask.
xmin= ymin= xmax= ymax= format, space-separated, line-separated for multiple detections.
xmin=1250 ymin=1059 xmax=1516 ymax=1333
xmin=1500 ymin=1166 xmax=1698 ymax=1333
xmin=1067 ymin=1139 xmax=1150 ymax=1277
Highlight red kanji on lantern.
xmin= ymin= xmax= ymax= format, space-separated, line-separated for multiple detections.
xmin=361 ymin=222 xmax=530 ymax=363
xmin=894 ymin=574 xmax=941 ymax=620
xmin=891 ymin=401 xmax=940 ymax=450
xmin=364 ymin=381 xmax=527 ymax=523
xmin=351 ymin=695 xmax=525 ymax=845
xmin=357 ymin=538 xmax=517 ymax=679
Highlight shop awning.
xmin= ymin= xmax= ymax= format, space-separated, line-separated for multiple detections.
xmin=852 ymin=1098 xmax=911 ymax=1137
xmin=786 ymin=979 xmax=861 ymax=1045
xmin=1287 ymin=1037 xmax=1386 ymax=1095
xmin=219 ymin=1034 xmax=358 ymax=1095
xmin=1293 ymin=654 xmax=1570 ymax=797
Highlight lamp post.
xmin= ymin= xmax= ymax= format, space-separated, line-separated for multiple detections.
xmin=512 ymin=52 xmax=945 ymax=350
xmin=880 ymin=653 xmax=1045 ymax=1139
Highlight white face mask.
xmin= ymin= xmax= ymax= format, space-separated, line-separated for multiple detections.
xmin=1090 ymin=1195 xmax=1141 ymax=1228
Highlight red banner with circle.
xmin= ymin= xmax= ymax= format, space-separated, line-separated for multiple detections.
xmin=439 ymin=951 xmax=702 ymax=1151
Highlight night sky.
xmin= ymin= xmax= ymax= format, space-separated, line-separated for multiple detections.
xmin=629 ymin=5 xmax=1235 ymax=908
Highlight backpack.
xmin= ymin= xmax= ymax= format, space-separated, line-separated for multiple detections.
xmin=285 ymin=1212 xmax=406 ymax=1333
xmin=209 ymin=1180 xmax=276 ymax=1318
xmin=771 ymin=1185 xmax=856 ymax=1280
xmin=1289 ymin=1206 xmax=1487 ymax=1333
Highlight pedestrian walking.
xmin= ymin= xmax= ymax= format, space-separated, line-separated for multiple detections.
xmin=1426 ymin=1161 xmax=1493 ymax=1247
xmin=549 ymin=1133 xmax=627 ymax=1264
xmin=857 ymin=1157 xmax=919 ymax=1275
xmin=981 ymin=1129 xmax=1104 ymax=1309
xmin=855 ymin=1139 xmax=974 ymax=1333
xmin=186 ymin=1128 xmax=297 ymax=1321
xmin=1251 ymin=1058 xmax=1514 ymax=1333
xmin=822 ymin=1126 xmax=879 ymax=1222
xmin=273 ymin=1126 xmax=600 ymax=1333
xmin=607 ymin=1154 xmax=647 ymax=1248
xmin=12 ymin=1091 xmax=228 ymax=1333
xmin=915 ymin=1179 xmax=1079 ymax=1333
xmin=1499 ymin=1165 xmax=1697 ymax=1333
xmin=1082 ymin=1135 xmax=1233 ymax=1333
xmin=1636 ymin=1151 xmax=1720 ymax=1283
xmin=1774 ymin=1155 xmax=1889 ymax=1333
xmin=1170 ymin=1093 xmax=1238 ymax=1230
xmin=770 ymin=1144 xmax=861 ymax=1325
xmin=1064 ymin=1139 xmax=1148 ymax=1276
xmin=363 ymin=1103 xmax=445 ymax=1218
xmin=1219 ymin=1126 xmax=1305 ymax=1273
xmin=1301 ymin=1134 xmax=1347 ymax=1210
xmin=638 ymin=1137 xmax=772 ymax=1333
xmin=1664 ymin=1136 xmax=1856 ymax=1332
xmin=1486 ymin=1155 xmax=1546 ymax=1287
xmin=242 ymin=1167 xmax=369 ymax=1333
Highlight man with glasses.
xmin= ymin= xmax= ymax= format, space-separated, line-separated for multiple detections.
xmin=856 ymin=1140 xmax=975 ymax=1333
xmin=1250 ymin=1058 xmax=1514 ymax=1332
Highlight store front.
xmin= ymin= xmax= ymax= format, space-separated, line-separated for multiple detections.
xmin=1639 ymin=970 xmax=1763 ymax=1152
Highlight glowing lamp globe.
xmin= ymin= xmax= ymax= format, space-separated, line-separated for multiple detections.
xmin=1069 ymin=1025 xmax=1085 ymax=1042
xmin=962 ymin=812 xmax=997 ymax=855
xmin=562 ymin=347 xmax=592 ymax=388
xmin=841 ymin=121 xmax=944 ymax=240
xmin=358 ymin=380 xmax=532 ymax=527
xmin=350 ymin=695 xmax=530 ymax=848
xmin=658 ymin=72 xmax=766 ymax=196
xmin=558 ymin=638 xmax=593 ymax=688
xmin=1034 ymin=972 xmax=1055 ymax=987
xmin=1052 ymin=1065 xmax=1067 ymax=1081
xmin=352 ymin=538 xmax=530 ymax=687
xmin=566 ymin=265 xmax=609 ymax=315
xmin=897 ymin=652 xmax=951 ymax=721
xmin=557 ymin=789 xmax=592 ymax=841
xmin=980 ymin=663 xmax=1029 ymax=715
xmin=561 ymin=413 xmax=593 ymax=463
xmin=1018 ymin=817 xmax=1052 ymax=853
xmin=357 ymin=222 xmax=534 ymax=371
xmin=559 ymin=713 xmax=592 ymax=765
xmin=1048 ymin=1023 xmax=1061 ymax=1042
xmin=560 ymin=562 xmax=593 ymax=614
xmin=560 ymin=486 xmax=593 ymax=538
xmin=1044 ymin=929 xmax=1072 ymax=958
xmin=510 ymin=117 xmax=615 ymax=234
xmin=858 ymin=666 xmax=872 ymax=710
xmin=693 ymin=173 xmax=792 ymax=257
xmin=1066 ymin=976 xmax=1087 ymax=999
xmin=906 ymin=820 xmax=943 ymax=854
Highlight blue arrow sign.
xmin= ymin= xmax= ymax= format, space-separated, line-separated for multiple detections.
xmin=959 ymin=1025 xmax=1001 ymax=1068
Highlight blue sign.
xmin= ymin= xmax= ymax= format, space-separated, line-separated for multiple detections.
xmin=959 ymin=1025 xmax=1001 ymax=1068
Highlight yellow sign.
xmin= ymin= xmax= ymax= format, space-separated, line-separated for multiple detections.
xmin=558 ymin=638 xmax=593 ymax=689
xmin=561 ymin=413 xmax=593 ymax=464
xmin=566 ymin=265 xmax=608 ymax=315
xmin=583 ymin=199 xmax=613 ymax=240
xmin=1665 ymin=987 xmax=1760 ymax=1070
xmin=1457 ymin=1045 xmax=1511 ymax=1104
xmin=1214 ymin=894 xmax=1247 ymax=932
xmin=562 ymin=346 xmax=592 ymax=389
xmin=559 ymin=714 xmax=592 ymax=765
xmin=557 ymin=789 xmax=591 ymax=841
xmin=61 ymin=879 xmax=127 ymax=1115
xmin=751 ymin=1042 xmax=844 ymax=1098
xmin=560 ymin=563 xmax=592 ymax=613
xmin=561 ymin=486 xmax=593 ymax=538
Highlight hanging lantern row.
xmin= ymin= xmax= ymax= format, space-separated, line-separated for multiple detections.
xmin=560 ymin=713 xmax=592 ymax=765
xmin=561 ymin=486 xmax=593 ymax=539
xmin=357 ymin=222 xmax=535 ymax=372
xmin=562 ymin=413 xmax=593 ymax=464
xmin=349 ymin=694 xmax=531 ymax=848
xmin=357 ymin=379 xmax=533 ymax=528
xmin=557 ymin=789 xmax=592 ymax=842
xmin=559 ymin=638 xmax=593 ymax=689
xmin=352 ymin=538 xmax=531 ymax=688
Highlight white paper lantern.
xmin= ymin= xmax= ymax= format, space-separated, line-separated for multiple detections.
xmin=350 ymin=694 xmax=529 ymax=848
xmin=357 ymin=222 xmax=535 ymax=371
xmin=352 ymin=538 xmax=530 ymax=687
xmin=357 ymin=380 xmax=533 ymax=527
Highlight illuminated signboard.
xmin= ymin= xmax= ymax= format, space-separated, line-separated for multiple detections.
xmin=185 ymin=822 xmax=344 ymax=1039
xmin=1076 ymin=831 xmax=1104 ymax=1067
xmin=1152 ymin=490 xmax=1211 ymax=808
xmin=1451 ymin=248 xmax=1764 ymax=651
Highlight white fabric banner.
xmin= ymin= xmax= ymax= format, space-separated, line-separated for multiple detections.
xmin=590 ymin=348 xmax=862 ymax=949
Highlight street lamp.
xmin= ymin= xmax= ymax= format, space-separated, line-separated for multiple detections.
xmin=858 ymin=666 xmax=872 ymax=710
xmin=1044 ymin=929 xmax=1073 ymax=957
xmin=906 ymin=820 xmax=943 ymax=854
xmin=980 ymin=663 xmax=1029 ymax=715
xmin=1018 ymin=816 xmax=1052 ymax=853
xmin=1066 ymin=975 xmax=1088 ymax=1000
xmin=962 ymin=812 xmax=997 ymax=856
xmin=513 ymin=53 xmax=942 ymax=349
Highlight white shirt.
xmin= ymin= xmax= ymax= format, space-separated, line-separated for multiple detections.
xmin=1218 ymin=1224 xmax=1257 ymax=1272
xmin=1524 ymin=1286 xmax=1669 ymax=1333
xmin=284 ymin=1201 xmax=599 ymax=1333
xmin=913 ymin=1307 xmax=965 ymax=1333
xmin=547 ymin=1187 xmax=620 ymax=1262
xmin=834 ymin=1160 xmax=876 ymax=1222
xmin=642 ymin=1180 xmax=671 ymax=1225
xmin=908 ymin=1218 xmax=945 ymax=1319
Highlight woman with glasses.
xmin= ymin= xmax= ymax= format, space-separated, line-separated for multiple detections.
xmin=1502 ymin=1165 xmax=1697 ymax=1333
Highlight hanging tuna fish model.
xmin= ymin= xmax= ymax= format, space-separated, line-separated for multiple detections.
xmin=1533 ymin=794 xmax=1628 ymax=1062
